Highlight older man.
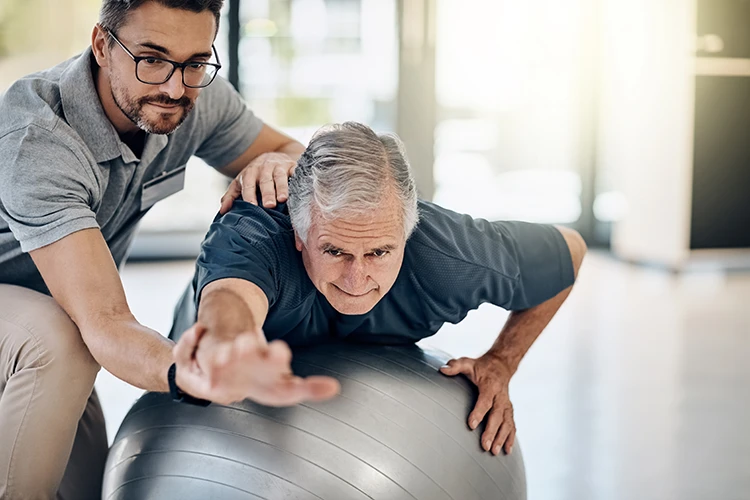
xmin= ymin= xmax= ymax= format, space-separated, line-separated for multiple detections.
xmin=173 ymin=122 xmax=587 ymax=457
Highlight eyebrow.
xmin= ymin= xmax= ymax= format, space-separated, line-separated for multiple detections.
xmin=137 ymin=41 xmax=213 ymax=60
xmin=319 ymin=243 xmax=398 ymax=253
xmin=371 ymin=244 xmax=398 ymax=253
xmin=319 ymin=243 xmax=344 ymax=253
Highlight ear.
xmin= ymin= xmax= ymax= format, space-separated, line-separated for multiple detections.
xmin=294 ymin=231 xmax=304 ymax=252
xmin=91 ymin=24 xmax=110 ymax=69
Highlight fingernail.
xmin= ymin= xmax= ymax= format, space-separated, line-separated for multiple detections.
xmin=470 ymin=419 xmax=478 ymax=429
xmin=493 ymin=445 xmax=501 ymax=455
xmin=484 ymin=440 xmax=492 ymax=451
xmin=508 ymin=445 xmax=513 ymax=455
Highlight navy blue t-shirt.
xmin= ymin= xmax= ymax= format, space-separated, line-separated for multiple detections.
xmin=193 ymin=200 xmax=575 ymax=346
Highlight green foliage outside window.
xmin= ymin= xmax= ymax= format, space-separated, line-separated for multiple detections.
xmin=275 ymin=96 xmax=332 ymax=127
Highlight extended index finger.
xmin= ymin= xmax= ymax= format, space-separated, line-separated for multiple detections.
xmin=262 ymin=374 xmax=340 ymax=407
xmin=301 ymin=375 xmax=341 ymax=402
xmin=468 ymin=391 xmax=494 ymax=430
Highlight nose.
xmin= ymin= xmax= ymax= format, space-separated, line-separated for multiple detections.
xmin=342 ymin=259 xmax=370 ymax=295
xmin=158 ymin=68 xmax=185 ymax=100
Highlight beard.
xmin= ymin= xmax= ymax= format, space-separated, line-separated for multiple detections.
xmin=110 ymin=74 xmax=194 ymax=135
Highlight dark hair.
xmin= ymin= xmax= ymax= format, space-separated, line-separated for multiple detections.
xmin=99 ymin=0 xmax=223 ymax=39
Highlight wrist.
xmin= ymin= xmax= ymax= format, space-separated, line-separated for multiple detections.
xmin=167 ymin=363 xmax=210 ymax=407
xmin=278 ymin=141 xmax=305 ymax=158
xmin=482 ymin=350 xmax=518 ymax=379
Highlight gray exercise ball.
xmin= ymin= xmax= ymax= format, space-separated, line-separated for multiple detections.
xmin=103 ymin=343 xmax=527 ymax=500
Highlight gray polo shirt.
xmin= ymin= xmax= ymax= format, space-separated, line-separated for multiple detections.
xmin=0 ymin=47 xmax=263 ymax=294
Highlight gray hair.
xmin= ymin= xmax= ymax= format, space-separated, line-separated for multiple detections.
xmin=288 ymin=122 xmax=419 ymax=243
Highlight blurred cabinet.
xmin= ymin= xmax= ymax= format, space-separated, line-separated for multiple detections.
xmin=691 ymin=76 xmax=750 ymax=250
xmin=603 ymin=0 xmax=750 ymax=269
xmin=691 ymin=0 xmax=750 ymax=250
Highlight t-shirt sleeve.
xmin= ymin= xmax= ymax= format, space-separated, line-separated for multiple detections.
xmin=412 ymin=202 xmax=576 ymax=314
xmin=193 ymin=76 xmax=265 ymax=170
xmin=497 ymin=220 xmax=576 ymax=309
xmin=194 ymin=204 xmax=280 ymax=309
xmin=0 ymin=126 xmax=100 ymax=252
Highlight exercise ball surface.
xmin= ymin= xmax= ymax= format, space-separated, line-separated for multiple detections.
xmin=103 ymin=343 xmax=527 ymax=500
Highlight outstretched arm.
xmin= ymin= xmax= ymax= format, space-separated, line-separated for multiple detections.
xmin=174 ymin=278 xmax=340 ymax=406
xmin=440 ymin=226 xmax=587 ymax=455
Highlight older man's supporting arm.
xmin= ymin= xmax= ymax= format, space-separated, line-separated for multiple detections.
xmin=174 ymin=278 xmax=340 ymax=406
xmin=440 ymin=226 xmax=587 ymax=456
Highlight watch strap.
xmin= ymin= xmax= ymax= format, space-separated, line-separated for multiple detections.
xmin=167 ymin=363 xmax=211 ymax=407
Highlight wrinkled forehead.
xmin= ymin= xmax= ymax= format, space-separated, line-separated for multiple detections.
xmin=117 ymin=3 xmax=217 ymax=60
xmin=310 ymin=207 xmax=405 ymax=249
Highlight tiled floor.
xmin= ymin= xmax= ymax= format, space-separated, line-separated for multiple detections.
xmin=97 ymin=251 xmax=750 ymax=500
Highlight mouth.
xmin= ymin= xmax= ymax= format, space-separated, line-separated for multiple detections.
xmin=333 ymin=284 xmax=374 ymax=298
xmin=148 ymin=103 xmax=181 ymax=111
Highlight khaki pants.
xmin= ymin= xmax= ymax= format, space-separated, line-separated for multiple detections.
xmin=0 ymin=285 xmax=108 ymax=499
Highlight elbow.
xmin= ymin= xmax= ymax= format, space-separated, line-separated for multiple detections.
xmin=78 ymin=310 xmax=136 ymax=366
xmin=555 ymin=226 xmax=587 ymax=278
xmin=75 ymin=326 xmax=107 ymax=368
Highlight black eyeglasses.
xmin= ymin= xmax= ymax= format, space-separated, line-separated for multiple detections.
xmin=104 ymin=27 xmax=222 ymax=88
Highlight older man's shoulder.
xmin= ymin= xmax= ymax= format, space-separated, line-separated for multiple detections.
xmin=211 ymin=199 xmax=293 ymax=237
xmin=407 ymin=200 xmax=501 ymax=270
xmin=410 ymin=200 xmax=477 ymax=244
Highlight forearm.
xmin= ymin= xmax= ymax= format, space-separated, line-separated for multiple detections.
xmin=198 ymin=287 xmax=264 ymax=344
xmin=276 ymin=139 xmax=304 ymax=161
xmin=29 ymin=228 xmax=175 ymax=392
xmin=488 ymin=225 xmax=587 ymax=374
xmin=173 ymin=283 xmax=339 ymax=406
xmin=190 ymin=283 xmax=270 ymax=384
xmin=81 ymin=315 xmax=174 ymax=392
xmin=196 ymin=279 xmax=270 ymax=355
xmin=486 ymin=285 xmax=573 ymax=375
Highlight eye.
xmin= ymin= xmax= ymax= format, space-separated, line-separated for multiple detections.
xmin=325 ymin=249 xmax=343 ymax=257
xmin=143 ymin=57 xmax=163 ymax=66
xmin=187 ymin=62 xmax=206 ymax=70
xmin=371 ymin=249 xmax=390 ymax=258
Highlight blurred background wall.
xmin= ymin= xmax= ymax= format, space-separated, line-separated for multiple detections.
xmin=1 ymin=0 xmax=748 ymax=265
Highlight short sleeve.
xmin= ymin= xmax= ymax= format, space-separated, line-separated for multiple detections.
xmin=408 ymin=201 xmax=575 ymax=317
xmin=496 ymin=220 xmax=576 ymax=309
xmin=194 ymin=205 xmax=281 ymax=308
xmin=0 ymin=126 xmax=100 ymax=252
xmin=193 ymin=76 xmax=265 ymax=169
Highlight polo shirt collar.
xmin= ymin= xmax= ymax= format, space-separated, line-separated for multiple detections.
xmin=59 ymin=47 xmax=171 ymax=166
xmin=59 ymin=47 xmax=124 ymax=164
xmin=141 ymin=129 xmax=168 ymax=166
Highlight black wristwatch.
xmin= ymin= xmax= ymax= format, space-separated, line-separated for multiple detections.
xmin=167 ymin=363 xmax=211 ymax=407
